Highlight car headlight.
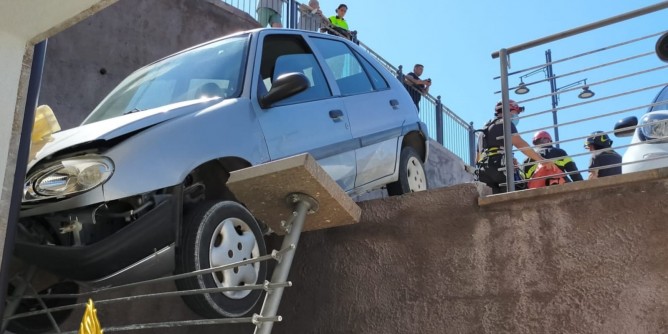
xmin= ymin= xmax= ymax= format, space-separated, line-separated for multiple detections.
xmin=640 ymin=113 xmax=668 ymax=141
xmin=23 ymin=156 xmax=114 ymax=202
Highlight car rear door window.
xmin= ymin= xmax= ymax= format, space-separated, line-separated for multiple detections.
xmin=355 ymin=52 xmax=389 ymax=90
xmin=310 ymin=38 xmax=374 ymax=96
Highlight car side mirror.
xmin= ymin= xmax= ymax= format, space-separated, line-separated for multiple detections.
xmin=259 ymin=72 xmax=309 ymax=109
xmin=613 ymin=116 xmax=638 ymax=137
xmin=656 ymin=31 xmax=668 ymax=62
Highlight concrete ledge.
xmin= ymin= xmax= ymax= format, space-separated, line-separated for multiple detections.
xmin=479 ymin=166 xmax=668 ymax=206
xmin=228 ymin=154 xmax=361 ymax=235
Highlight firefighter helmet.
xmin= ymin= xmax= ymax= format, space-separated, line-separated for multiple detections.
xmin=494 ymin=99 xmax=525 ymax=113
xmin=532 ymin=130 xmax=552 ymax=145
xmin=584 ymin=131 xmax=612 ymax=149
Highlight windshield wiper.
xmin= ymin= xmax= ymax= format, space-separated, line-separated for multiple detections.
xmin=123 ymin=108 xmax=143 ymax=115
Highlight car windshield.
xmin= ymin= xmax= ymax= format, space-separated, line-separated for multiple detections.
xmin=649 ymin=85 xmax=668 ymax=112
xmin=82 ymin=35 xmax=249 ymax=125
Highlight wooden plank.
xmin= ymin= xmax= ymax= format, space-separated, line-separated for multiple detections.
xmin=227 ymin=154 xmax=361 ymax=235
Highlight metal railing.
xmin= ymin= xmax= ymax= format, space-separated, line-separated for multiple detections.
xmin=2 ymin=194 xmax=316 ymax=334
xmin=215 ymin=0 xmax=476 ymax=166
xmin=490 ymin=1 xmax=668 ymax=192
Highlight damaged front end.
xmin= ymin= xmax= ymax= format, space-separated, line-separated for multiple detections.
xmin=15 ymin=185 xmax=180 ymax=284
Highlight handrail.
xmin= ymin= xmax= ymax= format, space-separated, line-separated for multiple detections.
xmin=491 ymin=1 xmax=668 ymax=58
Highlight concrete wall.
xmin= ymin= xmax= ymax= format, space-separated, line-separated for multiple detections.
xmin=39 ymin=0 xmax=260 ymax=129
xmin=52 ymin=168 xmax=668 ymax=334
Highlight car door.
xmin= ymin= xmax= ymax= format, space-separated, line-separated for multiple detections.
xmin=251 ymin=32 xmax=356 ymax=191
xmin=309 ymin=37 xmax=405 ymax=187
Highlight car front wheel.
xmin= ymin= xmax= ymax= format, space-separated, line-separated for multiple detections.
xmin=387 ymin=146 xmax=428 ymax=196
xmin=176 ymin=201 xmax=267 ymax=318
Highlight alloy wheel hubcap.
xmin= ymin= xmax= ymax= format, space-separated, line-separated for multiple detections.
xmin=209 ymin=217 xmax=260 ymax=299
xmin=406 ymin=156 xmax=426 ymax=192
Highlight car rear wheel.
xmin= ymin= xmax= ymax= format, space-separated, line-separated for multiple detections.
xmin=176 ymin=200 xmax=267 ymax=318
xmin=387 ymin=146 xmax=428 ymax=196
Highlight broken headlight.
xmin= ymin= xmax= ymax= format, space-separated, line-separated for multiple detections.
xmin=24 ymin=156 xmax=114 ymax=202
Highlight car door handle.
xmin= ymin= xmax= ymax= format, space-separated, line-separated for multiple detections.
xmin=329 ymin=109 xmax=344 ymax=120
xmin=389 ymin=99 xmax=399 ymax=108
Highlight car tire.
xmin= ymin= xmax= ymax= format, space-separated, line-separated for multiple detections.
xmin=176 ymin=200 xmax=267 ymax=319
xmin=5 ymin=281 xmax=79 ymax=334
xmin=387 ymin=146 xmax=428 ymax=196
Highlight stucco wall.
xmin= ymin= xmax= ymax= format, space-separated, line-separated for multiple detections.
xmin=50 ymin=168 xmax=668 ymax=334
xmin=271 ymin=172 xmax=668 ymax=334
xmin=39 ymin=0 xmax=260 ymax=129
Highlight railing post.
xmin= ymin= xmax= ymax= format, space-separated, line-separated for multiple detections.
xmin=397 ymin=65 xmax=404 ymax=83
xmin=469 ymin=122 xmax=476 ymax=166
xmin=499 ymin=48 xmax=515 ymax=192
xmin=436 ymin=96 xmax=444 ymax=145
xmin=287 ymin=0 xmax=297 ymax=29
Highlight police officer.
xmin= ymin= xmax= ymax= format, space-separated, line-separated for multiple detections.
xmin=477 ymin=100 xmax=557 ymax=193
xmin=523 ymin=130 xmax=583 ymax=182
xmin=585 ymin=131 xmax=622 ymax=179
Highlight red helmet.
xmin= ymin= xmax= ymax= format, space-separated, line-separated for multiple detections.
xmin=494 ymin=99 xmax=524 ymax=113
xmin=532 ymin=130 xmax=553 ymax=145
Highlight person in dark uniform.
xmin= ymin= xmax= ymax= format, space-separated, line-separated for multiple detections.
xmin=523 ymin=130 xmax=583 ymax=182
xmin=403 ymin=64 xmax=431 ymax=111
xmin=585 ymin=131 xmax=622 ymax=179
xmin=476 ymin=100 xmax=557 ymax=194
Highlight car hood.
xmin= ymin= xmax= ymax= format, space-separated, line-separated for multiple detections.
xmin=29 ymin=98 xmax=222 ymax=169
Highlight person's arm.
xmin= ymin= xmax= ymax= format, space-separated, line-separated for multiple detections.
xmin=404 ymin=74 xmax=430 ymax=87
xmin=511 ymin=135 xmax=558 ymax=170
xmin=588 ymin=169 xmax=598 ymax=180
xmin=298 ymin=3 xmax=311 ymax=13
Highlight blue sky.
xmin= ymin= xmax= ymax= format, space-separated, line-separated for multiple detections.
xmin=319 ymin=0 xmax=667 ymax=173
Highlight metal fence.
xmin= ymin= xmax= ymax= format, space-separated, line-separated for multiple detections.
xmin=490 ymin=2 xmax=668 ymax=192
xmin=215 ymin=0 xmax=476 ymax=165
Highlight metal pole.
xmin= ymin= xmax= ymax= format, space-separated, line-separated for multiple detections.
xmin=469 ymin=122 xmax=476 ymax=166
xmin=545 ymin=49 xmax=560 ymax=148
xmin=288 ymin=0 xmax=297 ymax=29
xmin=499 ymin=49 xmax=515 ymax=192
xmin=254 ymin=196 xmax=312 ymax=334
xmin=436 ymin=96 xmax=444 ymax=145
xmin=0 ymin=40 xmax=47 ymax=320
xmin=396 ymin=65 xmax=404 ymax=82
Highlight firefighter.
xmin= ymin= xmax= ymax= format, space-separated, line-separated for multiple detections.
xmin=476 ymin=100 xmax=557 ymax=193
xmin=585 ymin=131 xmax=622 ymax=179
xmin=523 ymin=130 xmax=583 ymax=184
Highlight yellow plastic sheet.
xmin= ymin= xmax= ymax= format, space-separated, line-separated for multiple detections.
xmin=79 ymin=299 xmax=103 ymax=334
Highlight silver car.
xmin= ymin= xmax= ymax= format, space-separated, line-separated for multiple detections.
xmin=10 ymin=28 xmax=428 ymax=331
xmin=614 ymin=84 xmax=668 ymax=173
